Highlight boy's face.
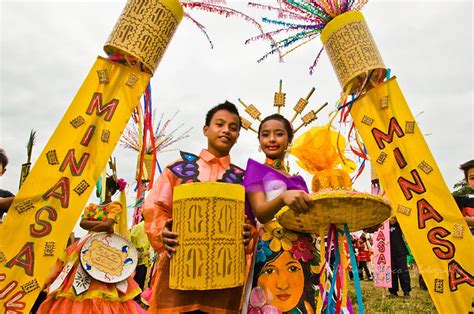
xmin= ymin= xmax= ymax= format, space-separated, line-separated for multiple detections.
xmin=203 ymin=109 xmax=240 ymax=157
xmin=467 ymin=167 xmax=474 ymax=190
xmin=0 ymin=164 xmax=5 ymax=176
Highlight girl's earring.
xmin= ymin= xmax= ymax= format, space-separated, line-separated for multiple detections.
xmin=258 ymin=145 xmax=262 ymax=152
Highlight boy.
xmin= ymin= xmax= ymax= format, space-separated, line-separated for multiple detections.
xmin=454 ymin=159 xmax=474 ymax=235
xmin=0 ymin=148 xmax=15 ymax=216
xmin=143 ymin=101 xmax=253 ymax=313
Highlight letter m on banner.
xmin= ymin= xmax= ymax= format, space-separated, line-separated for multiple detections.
xmin=86 ymin=92 xmax=119 ymax=121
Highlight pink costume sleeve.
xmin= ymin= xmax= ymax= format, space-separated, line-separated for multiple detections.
xmin=143 ymin=167 xmax=178 ymax=253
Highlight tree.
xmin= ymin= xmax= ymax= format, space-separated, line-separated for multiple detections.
xmin=452 ymin=179 xmax=472 ymax=197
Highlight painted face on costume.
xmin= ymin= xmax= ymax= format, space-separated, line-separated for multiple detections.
xmin=259 ymin=119 xmax=289 ymax=160
xmin=257 ymin=251 xmax=304 ymax=312
xmin=467 ymin=168 xmax=474 ymax=190
xmin=203 ymin=109 xmax=240 ymax=157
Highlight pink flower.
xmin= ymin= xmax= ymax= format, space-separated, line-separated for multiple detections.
xmin=248 ymin=287 xmax=282 ymax=314
xmin=290 ymin=236 xmax=314 ymax=262
xmin=117 ymin=178 xmax=127 ymax=192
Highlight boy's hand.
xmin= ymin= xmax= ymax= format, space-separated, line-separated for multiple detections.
xmin=282 ymin=190 xmax=312 ymax=213
xmin=242 ymin=221 xmax=253 ymax=248
xmin=162 ymin=218 xmax=178 ymax=258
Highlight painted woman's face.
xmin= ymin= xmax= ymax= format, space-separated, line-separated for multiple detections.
xmin=257 ymin=251 xmax=304 ymax=312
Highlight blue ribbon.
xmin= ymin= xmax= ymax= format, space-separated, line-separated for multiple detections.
xmin=326 ymin=226 xmax=340 ymax=313
xmin=156 ymin=158 xmax=163 ymax=174
xmin=344 ymin=224 xmax=365 ymax=314
xmin=96 ymin=176 xmax=103 ymax=203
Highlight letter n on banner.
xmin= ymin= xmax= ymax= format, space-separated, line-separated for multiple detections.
xmin=350 ymin=77 xmax=474 ymax=313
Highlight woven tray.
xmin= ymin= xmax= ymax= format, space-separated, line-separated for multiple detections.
xmin=276 ymin=190 xmax=391 ymax=234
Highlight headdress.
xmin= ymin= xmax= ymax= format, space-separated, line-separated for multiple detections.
xmin=107 ymin=157 xmax=129 ymax=238
xmin=238 ymin=80 xmax=328 ymax=135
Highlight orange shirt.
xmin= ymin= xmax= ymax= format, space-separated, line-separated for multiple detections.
xmin=143 ymin=150 xmax=248 ymax=314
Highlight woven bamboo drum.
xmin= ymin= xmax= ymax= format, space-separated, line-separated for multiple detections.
xmin=170 ymin=182 xmax=245 ymax=290
xmin=321 ymin=11 xmax=386 ymax=94
xmin=104 ymin=0 xmax=184 ymax=74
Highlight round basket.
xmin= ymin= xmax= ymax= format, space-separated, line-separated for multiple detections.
xmin=276 ymin=190 xmax=391 ymax=234
xmin=80 ymin=232 xmax=138 ymax=283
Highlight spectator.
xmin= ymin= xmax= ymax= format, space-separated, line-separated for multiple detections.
xmin=454 ymin=159 xmax=474 ymax=235
xmin=0 ymin=148 xmax=15 ymax=217
xmin=388 ymin=216 xmax=411 ymax=298
xmin=356 ymin=233 xmax=373 ymax=280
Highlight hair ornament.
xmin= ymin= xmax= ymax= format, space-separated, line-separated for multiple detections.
xmin=117 ymin=178 xmax=127 ymax=192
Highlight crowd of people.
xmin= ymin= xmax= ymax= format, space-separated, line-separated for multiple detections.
xmin=1 ymin=102 xmax=472 ymax=313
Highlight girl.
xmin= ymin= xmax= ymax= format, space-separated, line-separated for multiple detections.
xmin=38 ymin=176 xmax=144 ymax=314
xmin=244 ymin=114 xmax=319 ymax=314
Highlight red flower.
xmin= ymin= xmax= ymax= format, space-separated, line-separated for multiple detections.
xmin=290 ymin=236 xmax=314 ymax=262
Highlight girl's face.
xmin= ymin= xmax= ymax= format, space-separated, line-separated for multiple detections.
xmin=257 ymin=251 xmax=304 ymax=312
xmin=259 ymin=119 xmax=289 ymax=160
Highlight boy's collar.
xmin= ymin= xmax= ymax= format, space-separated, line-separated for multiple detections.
xmin=200 ymin=149 xmax=231 ymax=167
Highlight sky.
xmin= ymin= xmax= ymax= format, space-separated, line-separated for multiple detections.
xmin=0 ymin=1 xmax=473 ymax=234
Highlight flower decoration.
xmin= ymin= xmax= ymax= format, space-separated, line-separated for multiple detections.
xmin=290 ymin=236 xmax=314 ymax=263
xmin=248 ymin=286 xmax=282 ymax=314
xmin=256 ymin=238 xmax=273 ymax=263
xmin=117 ymin=178 xmax=127 ymax=192
xmin=262 ymin=221 xmax=297 ymax=252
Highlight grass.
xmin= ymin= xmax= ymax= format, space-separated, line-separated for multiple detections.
xmin=138 ymin=271 xmax=437 ymax=313
xmin=347 ymin=271 xmax=437 ymax=313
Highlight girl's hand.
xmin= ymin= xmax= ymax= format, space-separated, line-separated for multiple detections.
xmin=282 ymin=190 xmax=312 ymax=214
xmin=242 ymin=222 xmax=253 ymax=248
xmin=103 ymin=219 xmax=115 ymax=234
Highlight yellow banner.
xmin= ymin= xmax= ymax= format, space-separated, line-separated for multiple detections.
xmin=0 ymin=57 xmax=150 ymax=312
xmin=351 ymin=77 xmax=473 ymax=313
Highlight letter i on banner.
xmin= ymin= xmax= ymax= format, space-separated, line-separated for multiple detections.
xmin=0 ymin=0 xmax=183 ymax=312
